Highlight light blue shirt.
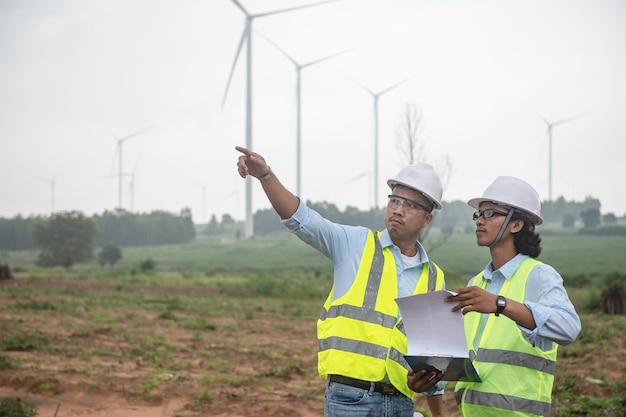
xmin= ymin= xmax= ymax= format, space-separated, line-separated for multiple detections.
xmin=282 ymin=199 xmax=438 ymax=300
xmin=282 ymin=200 xmax=446 ymax=395
xmin=469 ymin=253 xmax=582 ymax=351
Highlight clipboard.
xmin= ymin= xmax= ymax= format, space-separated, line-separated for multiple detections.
xmin=396 ymin=290 xmax=481 ymax=382
xmin=403 ymin=355 xmax=481 ymax=382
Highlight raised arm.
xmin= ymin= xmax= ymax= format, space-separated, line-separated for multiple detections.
xmin=235 ymin=146 xmax=299 ymax=220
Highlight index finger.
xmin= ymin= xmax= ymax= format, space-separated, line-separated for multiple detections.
xmin=235 ymin=145 xmax=251 ymax=156
xmin=453 ymin=287 xmax=472 ymax=296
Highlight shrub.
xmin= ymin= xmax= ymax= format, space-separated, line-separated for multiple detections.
xmin=98 ymin=243 xmax=123 ymax=267
xmin=1 ymin=330 xmax=51 ymax=351
xmin=0 ymin=398 xmax=37 ymax=417
xmin=0 ymin=354 xmax=21 ymax=369
xmin=600 ymin=272 xmax=626 ymax=314
xmin=139 ymin=258 xmax=156 ymax=272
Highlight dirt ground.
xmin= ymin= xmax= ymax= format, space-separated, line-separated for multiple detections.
xmin=0 ymin=277 xmax=623 ymax=417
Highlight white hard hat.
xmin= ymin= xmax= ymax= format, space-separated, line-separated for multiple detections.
xmin=468 ymin=176 xmax=543 ymax=225
xmin=387 ymin=163 xmax=443 ymax=210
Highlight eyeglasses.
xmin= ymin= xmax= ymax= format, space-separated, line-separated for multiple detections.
xmin=387 ymin=195 xmax=431 ymax=214
xmin=472 ymin=208 xmax=509 ymax=221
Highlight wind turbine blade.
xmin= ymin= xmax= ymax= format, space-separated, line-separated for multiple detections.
xmin=344 ymin=171 xmax=369 ymax=186
xmin=257 ymin=29 xmax=354 ymax=69
xmin=119 ymin=126 xmax=153 ymax=143
xmin=111 ymin=143 xmax=120 ymax=174
xmin=252 ymin=0 xmax=340 ymax=18
xmin=222 ymin=25 xmax=248 ymax=109
xmin=302 ymin=46 xmax=356 ymax=68
xmin=552 ymin=113 xmax=587 ymax=127
xmin=378 ymin=73 xmax=417 ymax=96
xmin=104 ymin=126 xmax=120 ymax=141
xmin=255 ymin=30 xmax=298 ymax=66
xmin=520 ymin=97 xmax=550 ymax=125
xmin=230 ymin=0 xmax=248 ymax=15
xmin=343 ymin=74 xmax=374 ymax=96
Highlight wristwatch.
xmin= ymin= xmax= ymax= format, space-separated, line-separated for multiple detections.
xmin=495 ymin=296 xmax=507 ymax=316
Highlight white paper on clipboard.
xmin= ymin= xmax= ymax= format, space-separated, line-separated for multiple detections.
xmin=395 ymin=290 xmax=481 ymax=382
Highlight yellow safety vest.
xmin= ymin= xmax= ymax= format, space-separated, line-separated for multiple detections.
xmin=317 ymin=230 xmax=445 ymax=398
xmin=456 ymin=258 xmax=557 ymax=417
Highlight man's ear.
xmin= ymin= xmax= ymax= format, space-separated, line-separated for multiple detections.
xmin=510 ymin=219 xmax=524 ymax=234
xmin=423 ymin=212 xmax=434 ymax=227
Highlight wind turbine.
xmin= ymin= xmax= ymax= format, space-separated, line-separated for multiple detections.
xmin=222 ymin=0 xmax=339 ymax=238
xmin=351 ymin=74 xmax=417 ymax=208
xmin=109 ymin=126 xmax=151 ymax=210
xmin=525 ymin=105 xmax=585 ymax=201
xmin=256 ymin=30 xmax=353 ymax=198
xmin=37 ymin=173 xmax=58 ymax=214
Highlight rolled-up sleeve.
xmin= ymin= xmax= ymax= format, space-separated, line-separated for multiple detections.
xmin=282 ymin=199 xmax=366 ymax=261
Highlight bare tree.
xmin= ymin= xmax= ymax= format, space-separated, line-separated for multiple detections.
xmin=395 ymin=102 xmax=453 ymax=252
xmin=396 ymin=102 xmax=426 ymax=165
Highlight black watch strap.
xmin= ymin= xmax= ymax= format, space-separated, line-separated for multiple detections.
xmin=495 ymin=295 xmax=507 ymax=317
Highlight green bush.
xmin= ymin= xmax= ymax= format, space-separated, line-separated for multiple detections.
xmin=600 ymin=272 xmax=626 ymax=314
xmin=0 ymin=398 xmax=37 ymax=417
xmin=1 ymin=330 xmax=51 ymax=351
xmin=0 ymin=354 xmax=21 ymax=369
xmin=98 ymin=243 xmax=123 ymax=267
xmin=139 ymin=258 xmax=156 ymax=272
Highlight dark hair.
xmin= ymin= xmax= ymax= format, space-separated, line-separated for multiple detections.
xmin=511 ymin=210 xmax=542 ymax=258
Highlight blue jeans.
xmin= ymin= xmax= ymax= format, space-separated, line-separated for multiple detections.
xmin=324 ymin=380 xmax=415 ymax=417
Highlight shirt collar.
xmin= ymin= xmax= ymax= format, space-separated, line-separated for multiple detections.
xmin=380 ymin=229 xmax=429 ymax=264
xmin=483 ymin=253 xmax=529 ymax=281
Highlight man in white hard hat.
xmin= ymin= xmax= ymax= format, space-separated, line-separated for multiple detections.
xmin=443 ymin=176 xmax=581 ymax=417
xmin=235 ymin=146 xmax=446 ymax=417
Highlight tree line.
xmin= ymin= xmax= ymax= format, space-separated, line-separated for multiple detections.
xmin=0 ymin=208 xmax=196 ymax=254
xmin=1 ymin=196 xmax=623 ymax=255
xmin=203 ymin=196 xmax=623 ymax=236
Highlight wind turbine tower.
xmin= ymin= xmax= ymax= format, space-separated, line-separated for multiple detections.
xmin=110 ymin=127 xmax=150 ymax=210
xmin=256 ymin=31 xmax=351 ymax=198
xmin=37 ymin=174 xmax=57 ymax=214
xmin=353 ymin=74 xmax=417 ymax=208
xmin=222 ymin=0 xmax=338 ymax=238
xmin=527 ymin=107 xmax=584 ymax=201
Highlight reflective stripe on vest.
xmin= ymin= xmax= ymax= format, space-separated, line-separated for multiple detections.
xmin=456 ymin=258 xmax=557 ymax=417
xmin=455 ymin=389 xmax=552 ymax=417
xmin=317 ymin=230 xmax=444 ymax=398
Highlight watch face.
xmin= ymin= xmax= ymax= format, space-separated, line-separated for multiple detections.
xmin=497 ymin=298 xmax=506 ymax=307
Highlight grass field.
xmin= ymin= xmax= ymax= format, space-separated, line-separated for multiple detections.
xmin=6 ymin=230 xmax=621 ymax=309
xmin=1 ymin=231 xmax=625 ymax=416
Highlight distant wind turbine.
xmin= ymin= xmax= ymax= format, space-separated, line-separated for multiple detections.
xmin=343 ymin=171 xmax=370 ymax=197
xmin=525 ymin=104 xmax=585 ymax=201
xmin=222 ymin=0 xmax=339 ymax=238
xmin=37 ymin=173 xmax=58 ymax=213
xmin=109 ymin=127 xmax=151 ymax=210
xmin=256 ymin=30 xmax=353 ymax=198
xmin=351 ymin=74 xmax=418 ymax=208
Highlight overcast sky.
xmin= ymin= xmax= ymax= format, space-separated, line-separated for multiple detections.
xmin=1 ymin=0 xmax=625 ymax=224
